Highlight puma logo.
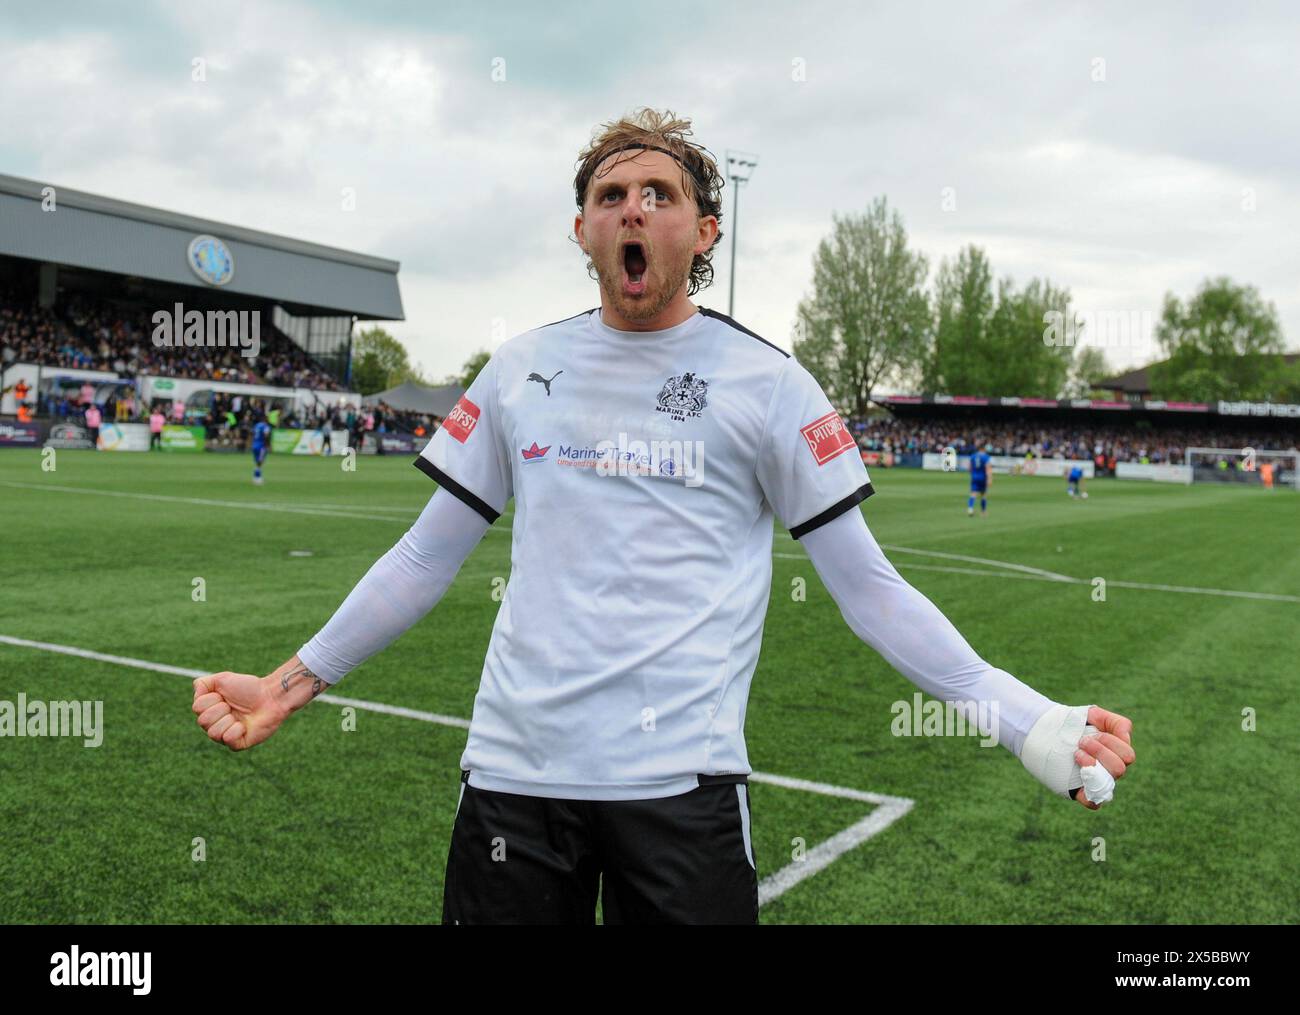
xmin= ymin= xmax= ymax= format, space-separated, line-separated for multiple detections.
xmin=526 ymin=370 xmax=563 ymax=396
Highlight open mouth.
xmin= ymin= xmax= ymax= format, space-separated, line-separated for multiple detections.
xmin=622 ymin=242 xmax=648 ymax=293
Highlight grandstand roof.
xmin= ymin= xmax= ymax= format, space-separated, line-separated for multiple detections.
xmin=363 ymin=379 xmax=464 ymax=416
xmin=1100 ymin=363 xmax=1153 ymax=396
xmin=1103 ymin=353 xmax=1300 ymax=397
xmin=0 ymin=173 xmax=403 ymax=320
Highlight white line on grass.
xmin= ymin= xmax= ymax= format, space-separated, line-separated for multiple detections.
xmin=0 ymin=481 xmax=416 ymax=524
xmin=0 ymin=634 xmax=913 ymax=907
xmin=243 ymin=501 xmax=419 ymax=513
xmin=9 ymin=479 xmax=1292 ymax=603
xmin=773 ymin=549 xmax=1300 ymax=603
xmin=880 ymin=562 xmax=1300 ymax=605
xmin=0 ymin=634 xmax=472 ymax=728
xmin=880 ymin=545 xmax=1074 ymax=582
xmin=0 ymin=481 xmax=514 ymax=527
xmin=1098 ymin=578 xmax=1300 ymax=603
xmin=748 ymin=771 xmax=914 ymax=906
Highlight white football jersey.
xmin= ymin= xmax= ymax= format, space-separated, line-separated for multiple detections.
xmin=417 ymin=306 xmax=873 ymax=800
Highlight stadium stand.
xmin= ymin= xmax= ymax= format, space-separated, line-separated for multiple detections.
xmin=851 ymin=416 xmax=1299 ymax=473
xmin=0 ymin=288 xmax=341 ymax=392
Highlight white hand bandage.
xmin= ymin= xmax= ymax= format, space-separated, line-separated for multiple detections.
xmin=1078 ymin=757 xmax=1116 ymax=804
xmin=1020 ymin=704 xmax=1113 ymax=803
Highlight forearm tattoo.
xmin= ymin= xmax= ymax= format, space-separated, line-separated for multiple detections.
xmin=281 ymin=663 xmax=325 ymax=698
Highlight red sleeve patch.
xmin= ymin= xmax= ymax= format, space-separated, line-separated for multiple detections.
xmin=442 ymin=396 xmax=481 ymax=444
xmin=799 ymin=411 xmax=855 ymax=466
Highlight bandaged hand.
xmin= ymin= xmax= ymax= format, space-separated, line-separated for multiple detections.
xmin=1020 ymin=704 xmax=1135 ymax=809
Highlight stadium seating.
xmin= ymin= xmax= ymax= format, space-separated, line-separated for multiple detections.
xmin=0 ymin=289 xmax=341 ymax=393
xmin=851 ymin=416 xmax=1298 ymax=471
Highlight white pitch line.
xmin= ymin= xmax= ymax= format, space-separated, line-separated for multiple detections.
xmin=757 ymin=803 xmax=915 ymax=906
xmin=0 ymin=481 xmax=416 ymax=524
xmin=775 ymin=552 xmax=1300 ymax=603
xmin=880 ymin=544 xmax=1074 ymax=582
xmin=778 ymin=543 xmax=1071 ymax=582
xmin=9 ymin=479 xmax=1292 ymax=602
xmin=249 ymin=501 xmax=420 ymax=513
xmin=0 ymin=480 xmax=517 ymax=531
xmin=0 ymin=634 xmax=472 ymax=728
xmin=894 ymin=563 xmax=1078 ymax=583
xmin=0 ymin=634 xmax=913 ymax=906
xmin=745 ymin=771 xmax=915 ymax=905
xmin=1103 ymin=578 xmax=1300 ymax=603
xmin=883 ymin=562 xmax=1300 ymax=603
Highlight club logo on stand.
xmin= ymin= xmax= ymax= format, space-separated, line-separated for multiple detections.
xmin=186 ymin=235 xmax=235 ymax=286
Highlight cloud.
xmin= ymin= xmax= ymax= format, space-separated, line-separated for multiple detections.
xmin=1 ymin=0 xmax=1296 ymax=378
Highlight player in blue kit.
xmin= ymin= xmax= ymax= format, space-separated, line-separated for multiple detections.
xmin=1067 ymin=465 xmax=1087 ymax=499
xmin=251 ymin=410 xmax=272 ymax=485
xmin=967 ymin=444 xmax=992 ymax=516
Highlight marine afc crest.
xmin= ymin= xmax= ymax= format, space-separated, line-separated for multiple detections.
xmin=655 ymin=372 xmax=709 ymax=422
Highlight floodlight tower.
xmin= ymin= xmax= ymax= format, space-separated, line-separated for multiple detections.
xmin=725 ymin=150 xmax=759 ymax=318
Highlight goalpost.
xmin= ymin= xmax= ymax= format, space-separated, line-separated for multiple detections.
xmin=1184 ymin=447 xmax=1300 ymax=491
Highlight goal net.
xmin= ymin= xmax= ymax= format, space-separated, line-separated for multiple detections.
xmin=1184 ymin=446 xmax=1300 ymax=490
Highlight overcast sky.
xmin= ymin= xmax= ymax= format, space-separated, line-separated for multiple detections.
xmin=2 ymin=0 xmax=1296 ymax=381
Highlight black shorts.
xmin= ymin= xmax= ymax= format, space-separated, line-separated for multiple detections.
xmin=441 ymin=770 xmax=758 ymax=925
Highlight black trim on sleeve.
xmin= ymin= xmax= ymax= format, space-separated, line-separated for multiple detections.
xmin=788 ymin=482 xmax=875 ymax=540
xmin=413 ymin=457 xmax=500 ymax=524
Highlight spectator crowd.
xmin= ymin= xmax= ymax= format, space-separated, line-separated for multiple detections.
xmin=1 ymin=289 xmax=341 ymax=391
xmin=852 ymin=416 xmax=1299 ymax=473
xmin=11 ymin=294 xmax=1292 ymax=468
xmin=195 ymin=395 xmax=443 ymax=453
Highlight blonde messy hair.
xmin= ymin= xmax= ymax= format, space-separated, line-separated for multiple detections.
xmin=573 ymin=107 xmax=725 ymax=296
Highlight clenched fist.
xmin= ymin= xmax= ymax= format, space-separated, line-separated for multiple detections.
xmin=1072 ymin=705 xmax=1135 ymax=810
xmin=192 ymin=670 xmax=289 ymax=751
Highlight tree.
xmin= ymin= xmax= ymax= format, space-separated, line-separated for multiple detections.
xmin=1273 ymin=357 xmax=1300 ymax=402
xmin=1065 ymin=345 xmax=1111 ymax=398
xmin=929 ymin=246 xmax=994 ymax=394
xmin=986 ymin=276 xmax=1076 ymax=397
xmin=792 ymin=197 xmax=931 ymax=418
xmin=457 ymin=349 xmax=491 ymax=389
xmin=928 ymin=247 xmax=1075 ymax=397
xmin=1148 ymin=278 xmax=1286 ymax=401
xmin=351 ymin=326 xmax=423 ymax=395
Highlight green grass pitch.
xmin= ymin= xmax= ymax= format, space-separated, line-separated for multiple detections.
xmin=1 ymin=450 xmax=1296 ymax=923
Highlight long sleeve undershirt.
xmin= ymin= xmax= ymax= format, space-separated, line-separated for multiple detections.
xmin=799 ymin=506 xmax=1055 ymax=758
xmin=298 ymin=487 xmax=1056 ymax=760
xmin=296 ymin=487 xmax=489 ymax=683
